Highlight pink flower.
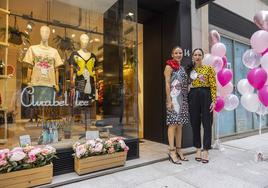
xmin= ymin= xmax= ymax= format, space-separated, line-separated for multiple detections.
xmin=27 ymin=152 xmax=36 ymax=163
xmin=10 ymin=151 xmax=26 ymax=161
xmin=106 ymin=140 xmax=113 ymax=148
xmin=119 ymin=140 xmax=127 ymax=149
xmin=11 ymin=147 xmax=23 ymax=152
xmin=94 ymin=143 xmax=103 ymax=153
xmin=108 ymin=147 xmax=115 ymax=154
xmin=76 ymin=145 xmax=87 ymax=158
xmin=0 ymin=153 xmax=5 ymax=160
xmin=41 ymin=149 xmax=50 ymax=156
xmin=0 ymin=160 xmax=7 ymax=167
xmin=44 ymin=145 xmax=56 ymax=153
xmin=86 ymin=140 xmax=96 ymax=147
xmin=30 ymin=148 xmax=42 ymax=155
xmin=23 ymin=146 xmax=34 ymax=153
xmin=73 ymin=142 xmax=81 ymax=150
xmin=124 ymin=146 xmax=129 ymax=152
xmin=0 ymin=149 xmax=10 ymax=154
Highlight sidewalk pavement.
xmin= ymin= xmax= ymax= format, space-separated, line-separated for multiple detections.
xmin=58 ymin=133 xmax=268 ymax=188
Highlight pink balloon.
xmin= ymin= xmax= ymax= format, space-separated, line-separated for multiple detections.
xmin=211 ymin=56 xmax=223 ymax=72
xmin=214 ymin=96 xmax=225 ymax=112
xmin=217 ymin=82 xmax=233 ymax=98
xmin=217 ymin=68 xmax=233 ymax=87
xmin=209 ymin=30 xmax=221 ymax=46
xmin=222 ymin=56 xmax=227 ymax=68
xmin=211 ymin=43 xmax=226 ymax=57
xmin=258 ymin=85 xmax=268 ymax=106
xmin=250 ymin=30 xmax=268 ymax=53
xmin=247 ymin=68 xmax=267 ymax=90
xmin=254 ymin=10 xmax=268 ymax=31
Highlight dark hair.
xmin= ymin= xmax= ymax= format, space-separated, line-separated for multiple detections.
xmin=184 ymin=48 xmax=204 ymax=77
xmin=192 ymin=48 xmax=204 ymax=56
xmin=171 ymin=46 xmax=182 ymax=54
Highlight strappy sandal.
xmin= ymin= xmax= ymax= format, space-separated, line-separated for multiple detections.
xmin=176 ymin=147 xmax=189 ymax=161
xmin=168 ymin=149 xmax=182 ymax=165
xmin=195 ymin=149 xmax=202 ymax=162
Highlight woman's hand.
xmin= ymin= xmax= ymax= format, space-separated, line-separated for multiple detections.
xmin=210 ymin=102 xmax=215 ymax=112
xmin=167 ymin=101 xmax=173 ymax=112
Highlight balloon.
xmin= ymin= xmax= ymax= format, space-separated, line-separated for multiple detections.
xmin=209 ymin=30 xmax=221 ymax=45
xmin=250 ymin=30 xmax=268 ymax=53
xmin=211 ymin=56 xmax=223 ymax=72
xmin=237 ymin=79 xmax=254 ymax=95
xmin=253 ymin=10 xmax=268 ymax=31
xmin=258 ymin=85 xmax=268 ymax=106
xmin=241 ymin=93 xmax=260 ymax=112
xmin=247 ymin=68 xmax=267 ymax=90
xmin=256 ymin=103 xmax=268 ymax=115
xmin=211 ymin=43 xmax=226 ymax=57
xmin=217 ymin=68 xmax=233 ymax=87
xmin=261 ymin=48 xmax=268 ymax=56
xmin=260 ymin=53 xmax=268 ymax=72
xmin=215 ymin=96 xmax=225 ymax=112
xmin=242 ymin=49 xmax=261 ymax=69
xmin=222 ymin=56 xmax=227 ymax=68
xmin=203 ymin=53 xmax=213 ymax=65
xmin=224 ymin=94 xmax=239 ymax=111
xmin=217 ymin=82 xmax=233 ymax=98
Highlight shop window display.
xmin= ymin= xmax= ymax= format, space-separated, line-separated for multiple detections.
xmin=0 ymin=0 xmax=138 ymax=152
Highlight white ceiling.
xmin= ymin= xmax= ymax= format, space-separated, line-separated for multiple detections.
xmin=57 ymin=0 xmax=117 ymax=14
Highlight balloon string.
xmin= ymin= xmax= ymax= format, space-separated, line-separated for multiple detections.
xmin=259 ymin=114 xmax=262 ymax=136
xmin=217 ymin=112 xmax=220 ymax=141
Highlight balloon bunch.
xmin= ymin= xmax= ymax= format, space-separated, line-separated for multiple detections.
xmin=205 ymin=30 xmax=239 ymax=113
xmin=239 ymin=10 xmax=268 ymax=115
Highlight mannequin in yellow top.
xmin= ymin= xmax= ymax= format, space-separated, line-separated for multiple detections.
xmin=69 ymin=34 xmax=97 ymax=101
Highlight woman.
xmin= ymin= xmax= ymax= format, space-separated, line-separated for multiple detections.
xmin=164 ymin=46 xmax=190 ymax=164
xmin=188 ymin=48 xmax=216 ymax=163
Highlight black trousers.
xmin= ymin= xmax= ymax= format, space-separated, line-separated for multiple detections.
xmin=189 ymin=87 xmax=213 ymax=150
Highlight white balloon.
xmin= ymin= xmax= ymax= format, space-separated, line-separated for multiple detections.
xmin=241 ymin=93 xmax=260 ymax=112
xmin=224 ymin=94 xmax=239 ymax=111
xmin=256 ymin=103 xmax=268 ymax=115
xmin=242 ymin=49 xmax=261 ymax=69
xmin=203 ymin=54 xmax=213 ymax=65
xmin=237 ymin=79 xmax=254 ymax=95
xmin=217 ymin=82 xmax=233 ymax=98
xmin=211 ymin=56 xmax=223 ymax=73
xmin=260 ymin=53 xmax=268 ymax=71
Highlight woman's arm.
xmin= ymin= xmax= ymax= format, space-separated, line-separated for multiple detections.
xmin=164 ymin=65 xmax=173 ymax=111
xmin=208 ymin=66 xmax=217 ymax=111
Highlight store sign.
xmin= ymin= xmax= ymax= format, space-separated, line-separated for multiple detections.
xmin=86 ymin=131 xmax=99 ymax=140
xmin=21 ymin=86 xmax=89 ymax=107
xmin=184 ymin=49 xmax=191 ymax=57
xmin=19 ymin=135 xmax=31 ymax=146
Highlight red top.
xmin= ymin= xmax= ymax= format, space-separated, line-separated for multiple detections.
xmin=166 ymin=59 xmax=180 ymax=71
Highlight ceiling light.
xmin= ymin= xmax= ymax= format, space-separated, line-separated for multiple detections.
xmin=71 ymin=34 xmax=76 ymax=38
xmin=128 ymin=12 xmax=134 ymax=16
xmin=52 ymin=29 xmax=56 ymax=33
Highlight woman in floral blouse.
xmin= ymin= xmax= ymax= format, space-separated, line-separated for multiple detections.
xmin=188 ymin=48 xmax=216 ymax=164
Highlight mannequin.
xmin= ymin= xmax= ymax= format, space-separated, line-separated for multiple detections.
xmin=23 ymin=25 xmax=63 ymax=102
xmin=68 ymin=33 xmax=97 ymax=102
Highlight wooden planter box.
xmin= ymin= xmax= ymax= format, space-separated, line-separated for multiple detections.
xmin=0 ymin=163 xmax=53 ymax=188
xmin=75 ymin=151 xmax=127 ymax=175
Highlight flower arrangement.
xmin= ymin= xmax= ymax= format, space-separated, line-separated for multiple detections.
xmin=73 ymin=137 xmax=129 ymax=159
xmin=0 ymin=145 xmax=57 ymax=173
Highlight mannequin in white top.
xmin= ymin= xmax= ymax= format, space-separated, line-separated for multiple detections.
xmin=25 ymin=25 xmax=63 ymax=92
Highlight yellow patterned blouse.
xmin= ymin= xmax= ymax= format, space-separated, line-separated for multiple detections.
xmin=191 ymin=65 xmax=217 ymax=103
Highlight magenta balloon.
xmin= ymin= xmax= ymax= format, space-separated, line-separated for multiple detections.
xmin=247 ymin=68 xmax=268 ymax=90
xmin=258 ymin=85 xmax=268 ymax=106
xmin=209 ymin=30 xmax=221 ymax=46
xmin=211 ymin=43 xmax=226 ymax=57
xmin=214 ymin=96 xmax=225 ymax=112
xmin=253 ymin=10 xmax=268 ymax=31
xmin=250 ymin=30 xmax=268 ymax=53
xmin=217 ymin=68 xmax=233 ymax=87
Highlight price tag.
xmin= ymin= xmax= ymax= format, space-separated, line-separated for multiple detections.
xmin=19 ymin=135 xmax=31 ymax=146
xmin=86 ymin=131 xmax=99 ymax=140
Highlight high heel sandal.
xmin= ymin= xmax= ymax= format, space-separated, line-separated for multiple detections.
xmin=202 ymin=150 xmax=209 ymax=164
xmin=176 ymin=147 xmax=189 ymax=161
xmin=195 ymin=149 xmax=202 ymax=162
xmin=168 ymin=149 xmax=182 ymax=165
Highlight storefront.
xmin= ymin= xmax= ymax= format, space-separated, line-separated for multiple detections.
xmin=0 ymin=0 xmax=139 ymax=175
